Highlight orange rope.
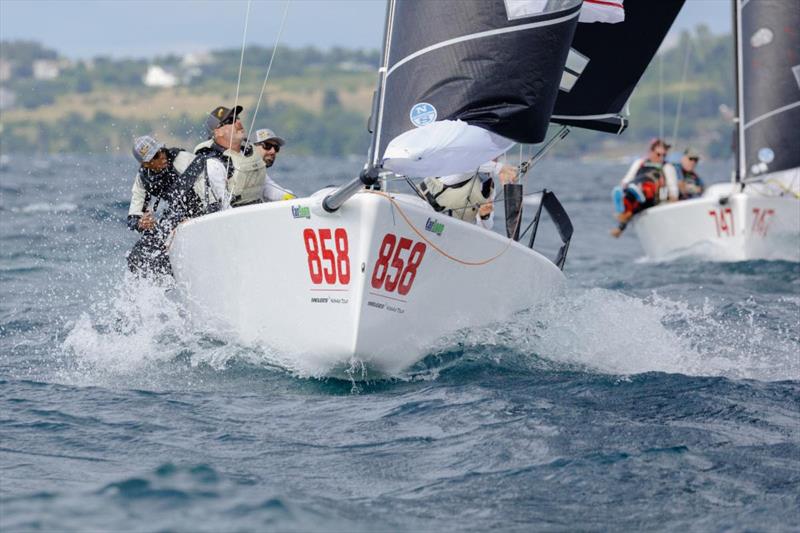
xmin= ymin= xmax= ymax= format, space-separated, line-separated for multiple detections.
xmin=366 ymin=190 xmax=518 ymax=267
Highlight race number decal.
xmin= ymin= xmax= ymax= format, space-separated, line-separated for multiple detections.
xmin=751 ymin=208 xmax=775 ymax=237
xmin=303 ymin=228 xmax=350 ymax=284
xmin=709 ymin=207 xmax=735 ymax=237
xmin=370 ymin=233 xmax=427 ymax=296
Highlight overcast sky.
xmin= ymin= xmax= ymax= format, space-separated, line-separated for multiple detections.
xmin=0 ymin=0 xmax=731 ymax=59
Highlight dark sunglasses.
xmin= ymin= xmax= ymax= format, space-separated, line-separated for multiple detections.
xmin=258 ymin=142 xmax=281 ymax=153
xmin=689 ymin=157 xmax=699 ymax=162
xmin=653 ymin=151 xmax=666 ymax=157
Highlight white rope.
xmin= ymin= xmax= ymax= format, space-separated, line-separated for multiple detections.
xmin=229 ymin=0 xmax=253 ymax=150
xmin=246 ymin=0 xmax=291 ymax=143
xmin=671 ymin=37 xmax=693 ymax=146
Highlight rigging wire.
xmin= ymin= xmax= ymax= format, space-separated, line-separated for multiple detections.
xmin=229 ymin=0 xmax=253 ymax=151
xmin=246 ymin=0 xmax=291 ymax=143
xmin=658 ymin=50 xmax=664 ymax=140
xmin=671 ymin=36 xmax=693 ymax=146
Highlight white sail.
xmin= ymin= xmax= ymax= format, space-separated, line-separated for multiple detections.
xmin=381 ymin=120 xmax=514 ymax=177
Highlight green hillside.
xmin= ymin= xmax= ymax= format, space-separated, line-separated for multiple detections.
xmin=0 ymin=27 xmax=735 ymax=159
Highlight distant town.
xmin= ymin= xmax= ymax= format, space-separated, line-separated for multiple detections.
xmin=1 ymin=27 xmax=735 ymax=160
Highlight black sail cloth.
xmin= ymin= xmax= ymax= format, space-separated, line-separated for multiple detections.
xmin=374 ymin=0 xmax=582 ymax=168
xmin=739 ymin=0 xmax=800 ymax=178
xmin=551 ymin=0 xmax=685 ymax=134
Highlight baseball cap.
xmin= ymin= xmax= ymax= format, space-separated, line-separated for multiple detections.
xmin=254 ymin=128 xmax=286 ymax=146
xmin=132 ymin=135 xmax=164 ymax=163
xmin=205 ymin=105 xmax=243 ymax=133
xmin=684 ymin=147 xmax=701 ymax=159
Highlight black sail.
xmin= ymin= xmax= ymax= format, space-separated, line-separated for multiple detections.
xmin=373 ymin=0 xmax=582 ymax=167
xmin=739 ymin=0 xmax=800 ymax=178
xmin=551 ymin=0 xmax=685 ymax=134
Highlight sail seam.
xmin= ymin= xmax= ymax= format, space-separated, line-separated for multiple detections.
xmin=385 ymin=10 xmax=581 ymax=79
xmin=550 ymin=113 xmax=620 ymax=120
xmin=743 ymin=101 xmax=800 ymax=130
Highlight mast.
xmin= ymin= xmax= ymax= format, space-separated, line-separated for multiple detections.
xmin=322 ymin=0 xmax=395 ymax=213
xmin=732 ymin=0 xmax=745 ymax=183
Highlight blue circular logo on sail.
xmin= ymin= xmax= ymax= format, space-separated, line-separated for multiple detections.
xmin=410 ymin=102 xmax=437 ymax=127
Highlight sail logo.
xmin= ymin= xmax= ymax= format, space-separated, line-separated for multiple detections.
xmin=425 ymin=217 xmax=445 ymax=236
xmin=410 ymin=103 xmax=437 ymax=127
xmin=291 ymin=205 xmax=311 ymax=219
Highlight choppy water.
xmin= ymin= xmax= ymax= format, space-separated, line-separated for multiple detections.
xmin=1 ymin=154 xmax=798 ymax=531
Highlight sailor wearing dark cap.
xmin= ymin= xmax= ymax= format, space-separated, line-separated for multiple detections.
xmin=252 ymin=128 xmax=295 ymax=201
xmin=193 ymin=105 xmax=266 ymax=209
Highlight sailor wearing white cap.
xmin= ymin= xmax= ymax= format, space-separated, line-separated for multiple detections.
xmin=128 ymin=135 xmax=205 ymax=232
xmin=126 ymin=135 xmax=207 ymax=276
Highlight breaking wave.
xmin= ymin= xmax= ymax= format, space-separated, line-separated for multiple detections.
xmin=56 ymin=275 xmax=798 ymax=388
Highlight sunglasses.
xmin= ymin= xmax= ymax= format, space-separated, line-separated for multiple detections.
xmin=258 ymin=142 xmax=281 ymax=153
xmin=653 ymin=151 xmax=666 ymax=157
xmin=218 ymin=115 xmax=239 ymax=127
xmin=689 ymin=157 xmax=699 ymax=162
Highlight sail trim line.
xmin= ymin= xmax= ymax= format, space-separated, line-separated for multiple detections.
xmin=743 ymin=101 xmax=800 ymax=130
xmin=385 ymin=10 xmax=581 ymax=79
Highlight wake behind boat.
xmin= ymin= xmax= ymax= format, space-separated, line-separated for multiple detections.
xmin=168 ymin=0 xmax=682 ymax=378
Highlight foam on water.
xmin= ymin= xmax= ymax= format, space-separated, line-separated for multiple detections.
xmin=514 ymin=288 xmax=798 ymax=381
xmin=15 ymin=202 xmax=79 ymax=214
xmin=56 ymin=276 xmax=798 ymax=388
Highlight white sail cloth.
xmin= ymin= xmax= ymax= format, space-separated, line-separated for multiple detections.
xmin=381 ymin=120 xmax=514 ymax=177
xmin=579 ymin=0 xmax=624 ymax=24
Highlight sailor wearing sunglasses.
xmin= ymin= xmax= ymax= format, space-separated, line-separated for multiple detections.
xmin=252 ymin=128 xmax=295 ymax=202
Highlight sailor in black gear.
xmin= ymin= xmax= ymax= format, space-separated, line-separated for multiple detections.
xmin=126 ymin=135 xmax=206 ymax=277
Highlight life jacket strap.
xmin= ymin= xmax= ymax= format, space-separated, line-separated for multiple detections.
xmin=418 ymin=181 xmax=445 ymax=212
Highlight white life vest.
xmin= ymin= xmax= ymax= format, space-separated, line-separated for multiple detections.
xmin=194 ymin=140 xmax=266 ymax=206
xmin=420 ymin=174 xmax=493 ymax=223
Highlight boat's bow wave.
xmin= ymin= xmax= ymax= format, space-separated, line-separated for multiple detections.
xmin=54 ymin=277 xmax=798 ymax=389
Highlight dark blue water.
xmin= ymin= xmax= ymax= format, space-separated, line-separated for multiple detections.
xmin=1 ymin=154 xmax=798 ymax=531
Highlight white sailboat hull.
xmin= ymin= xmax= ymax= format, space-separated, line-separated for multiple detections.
xmin=632 ymin=183 xmax=800 ymax=262
xmin=169 ymin=191 xmax=565 ymax=378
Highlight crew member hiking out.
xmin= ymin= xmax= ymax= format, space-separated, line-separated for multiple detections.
xmin=193 ymin=105 xmax=266 ymax=210
xmin=611 ymin=138 xmax=677 ymax=237
xmin=420 ymin=161 xmax=518 ymax=230
xmin=126 ymin=135 xmax=206 ymax=277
